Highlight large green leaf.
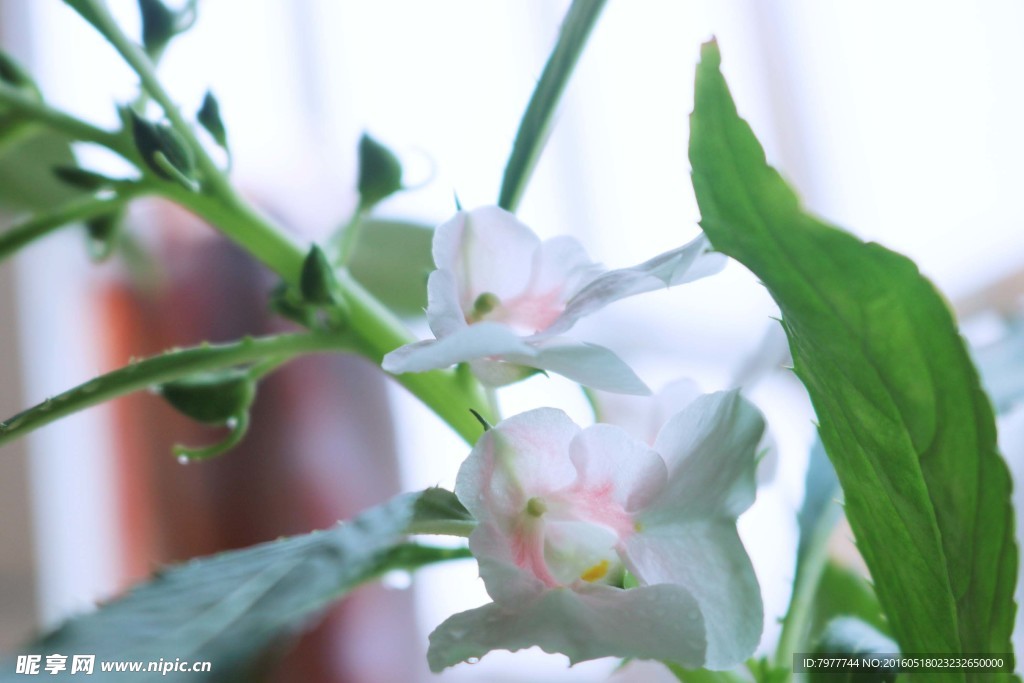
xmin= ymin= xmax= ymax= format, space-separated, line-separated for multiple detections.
xmin=0 ymin=124 xmax=82 ymax=211
xmin=690 ymin=41 xmax=1016 ymax=681
xmin=0 ymin=488 xmax=472 ymax=682
xmin=347 ymin=218 xmax=434 ymax=317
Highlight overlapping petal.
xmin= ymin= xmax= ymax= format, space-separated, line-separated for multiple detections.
xmin=428 ymin=393 xmax=766 ymax=671
xmin=382 ymin=206 xmax=725 ymax=393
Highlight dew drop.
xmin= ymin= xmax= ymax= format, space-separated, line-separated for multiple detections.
xmin=466 ymin=658 xmax=480 ymax=665
xmin=225 ymin=417 xmax=238 ymax=429
xmin=176 ymin=455 xmax=190 ymax=465
xmin=380 ymin=570 xmax=412 ymax=591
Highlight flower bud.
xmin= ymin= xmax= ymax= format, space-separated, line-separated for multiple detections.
xmin=126 ymin=108 xmax=196 ymax=183
xmin=357 ymin=133 xmax=402 ymax=209
xmin=197 ymin=90 xmax=228 ymax=150
xmin=157 ymin=369 xmax=255 ymax=424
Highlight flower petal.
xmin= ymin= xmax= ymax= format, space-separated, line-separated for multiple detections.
xmin=569 ymin=424 xmax=668 ymax=513
xmin=456 ymin=408 xmax=580 ymax=524
xmin=528 ymin=235 xmax=602 ymax=300
xmin=526 ymin=339 xmax=651 ymax=395
xmin=425 ymin=269 xmax=466 ymax=338
xmin=646 ymin=390 xmax=764 ymax=522
xmin=381 ymin=322 xmax=536 ymax=374
xmin=624 ymin=521 xmax=762 ymax=669
xmin=426 ymin=584 xmax=708 ymax=672
xmin=547 ymin=233 xmax=726 ymax=335
xmin=432 ymin=207 xmax=540 ymax=306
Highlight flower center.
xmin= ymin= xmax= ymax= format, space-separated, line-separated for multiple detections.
xmin=518 ymin=493 xmax=630 ymax=587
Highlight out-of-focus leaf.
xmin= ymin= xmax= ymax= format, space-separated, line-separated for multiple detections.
xmin=812 ymin=561 xmax=889 ymax=639
xmin=497 ymin=0 xmax=607 ymax=212
xmin=0 ymin=128 xmax=83 ymax=210
xmin=691 ymin=41 xmax=1016 ymax=681
xmin=972 ymin=318 xmax=1024 ymax=414
xmin=347 ymin=218 xmax=434 ymax=317
xmin=0 ymin=489 xmax=471 ymax=682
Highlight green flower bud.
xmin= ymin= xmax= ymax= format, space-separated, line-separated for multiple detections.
xmin=357 ymin=133 xmax=403 ymax=209
xmin=127 ymin=108 xmax=196 ymax=182
xmin=197 ymin=90 xmax=228 ymax=150
xmin=138 ymin=0 xmax=177 ymax=59
xmin=157 ymin=368 xmax=256 ymax=424
xmin=300 ymin=244 xmax=343 ymax=306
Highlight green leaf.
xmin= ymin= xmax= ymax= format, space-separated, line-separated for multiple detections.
xmin=197 ymin=90 xmax=228 ymax=150
xmin=0 ymin=128 xmax=83 ymax=210
xmin=347 ymin=218 xmax=434 ymax=317
xmin=52 ymin=165 xmax=117 ymax=192
xmin=357 ymin=133 xmax=402 ymax=209
xmin=0 ymin=489 xmax=471 ymax=682
xmin=497 ymin=0 xmax=607 ymax=212
xmin=156 ymin=368 xmax=255 ymax=424
xmin=0 ymin=49 xmax=40 ymax=97
xmin=690 ymin=41 xmax=1016 ymax=681
xmin=811 ymin=561 xmax=888 ymax=639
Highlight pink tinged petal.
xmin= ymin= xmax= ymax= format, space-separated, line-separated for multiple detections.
xmin=433 ymin=207 xmax=540 ymax=309
xmin=426 ymin=584 xmax=708 ymax=672
xmin=547 ymin=233 xmax=726 ymax=335
xmin=569 ymin=424 xmax=668 ymax=513
xmin=469 ymin=522 xmax=549 ymax=603
xmin=646 ymin=390 xmax=765 ymax=523
xmin=380 ymin=322 xmax=536 ymax=374
xmin=455 ymin=408 xmax=580 ymax=524
xmin=425 ymin=270 xmax=466 ymax=338
xmin=624 ymin=522 xmax=762 ymax=670
xmin=526 ymin=339 xmax=651 ymax=395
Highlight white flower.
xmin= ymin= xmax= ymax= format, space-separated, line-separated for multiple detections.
xmin=427 ymin=390 xmax=766 ymax=671
xmin=381 ymin=206 xmax=725 ymax=394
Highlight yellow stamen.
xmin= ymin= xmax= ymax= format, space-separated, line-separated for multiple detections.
xmin=580 ymin=560 xmax=610 ymax=583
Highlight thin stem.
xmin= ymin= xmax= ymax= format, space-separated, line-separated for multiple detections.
xmin=0 ymin=84 xmax=134 ymax=159
xmin=331 ymin=206 xmax=367 ymax=266
xmin=774 ymin=525 xmax=833 ymax=677
xmin=0 ymin=331 xmax=352 ymax=448
xmin=74 ymin=0 xmax=238 ymax=202
xmin=0 ymin=189 xmax=145 ymax=262
xmin=52 ymin=0 xmax=496 ymax=446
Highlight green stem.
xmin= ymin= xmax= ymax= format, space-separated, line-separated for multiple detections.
xmin=57 ymin=0 xmax=495 ymax=446
xmin=774 ymin=532 xmax=833 ymax=679
xmin=331 ymin=206 xmax=367 ymax=266
xmin=0 ymin=331 xmax=351 ymax=448
xmin=0 ymin=84 xmax=134 ymax=158
xmin=337 ymin=270 xmax=494 ymax=443
xmin=0 ymin=190 xmax=144 ymax=262
xmin=497 ymin=0 xmax=608 ymax=212
xmin=72 ymin=0 xmax=239 ymax=203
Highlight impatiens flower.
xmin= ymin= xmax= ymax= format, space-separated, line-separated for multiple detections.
xmin=427 ymin=390 xmax=766 ymax=671
xmin=381 ymin=206 xmax=725 ymax=394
